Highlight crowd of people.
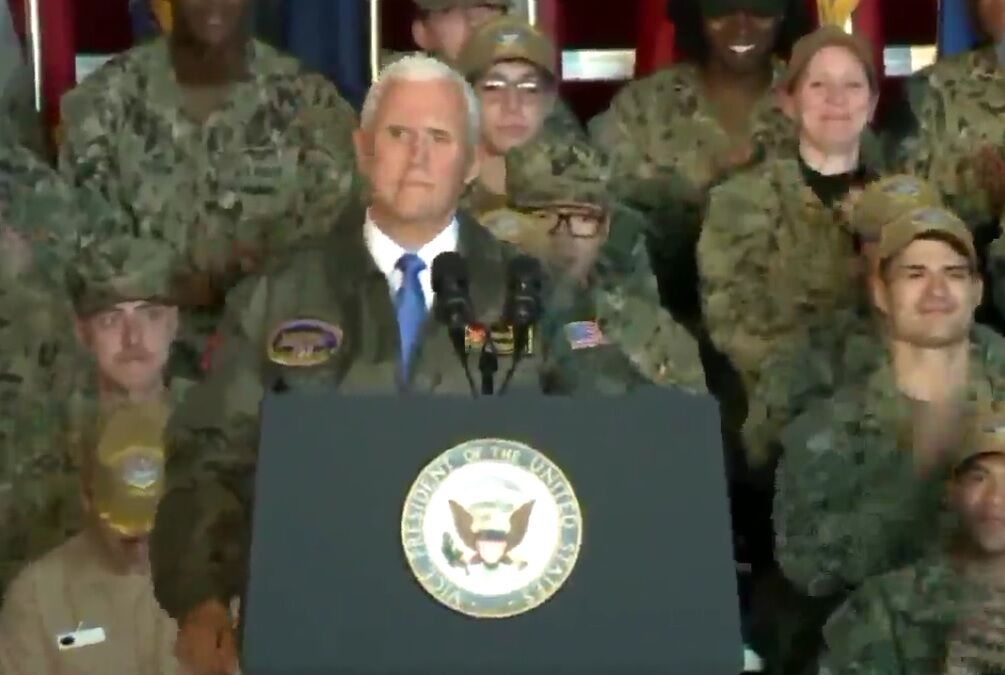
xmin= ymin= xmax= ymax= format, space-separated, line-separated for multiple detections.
xmin=3 ymin=0 xmax=1005 ymax=673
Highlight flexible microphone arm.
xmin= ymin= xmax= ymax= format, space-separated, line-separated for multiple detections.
xmin=478 ymin=332 xmax=499 ymax=396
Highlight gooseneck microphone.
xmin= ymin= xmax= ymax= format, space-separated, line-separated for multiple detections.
xmin=499 ymin=255 xmax=544 ymax=395
xmin=431 ymin=252 xmax=478 ymax=397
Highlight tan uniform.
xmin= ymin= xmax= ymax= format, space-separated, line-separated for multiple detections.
xmin=0 ymin=533 xmax=183 ymax=675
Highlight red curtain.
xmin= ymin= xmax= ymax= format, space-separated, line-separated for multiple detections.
xmin=634 ymin=0 xmax=675 ymax=76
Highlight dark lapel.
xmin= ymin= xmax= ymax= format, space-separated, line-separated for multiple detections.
xmin=455 ymin=210 xmax=507 ymax=321
xmin=322 ymin=200 xmax=400 ymax=366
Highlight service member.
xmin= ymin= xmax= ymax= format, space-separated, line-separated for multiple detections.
xmin=410 ymin=0 xmax=510 ymax=63
xmin=58 ymin=0 xmax=358 ymax=374
xmin=591 ymin=0 xmax=810 ymax=321
xmin=775 ymin=207 xmax=1005 ymax=601
xmin=0 ymin=403 xmax=186 ymax=675
xmin=494 ymin=132 xmax=706 ymax=392
xmin=698 ymin=26 xmax=882 ymax=469
xmin=0 ymin=236 xmax=189 ymax=598
xmin=819 ymin=408 xmax=1005 ymax=675
xmin=150 ymin=55 xmax=562 ymax=675
xmin=456 ymin=16 xmax=562 ymax=216
xmin=744 ymin=174 xmax=943 ymax=466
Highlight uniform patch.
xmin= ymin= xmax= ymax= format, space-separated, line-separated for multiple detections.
xmin=267 ymin=319 xmax=342 ymax=367
xmin=465 ymin=324 xmax=535 ymax=356
xmin=564 ymin=321 xmax=607 ymax=350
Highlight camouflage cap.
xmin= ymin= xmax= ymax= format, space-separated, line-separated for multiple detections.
xmin=698 ymin=0 xmax=787 ymax=18
xmin=457 ymin=16 xmax=556 ymax=78
xmin=956 ymin=408 xmax=1005 ymax=471
xmin=781 ymin=25 xmax=877 ymax=92
xmin=852 ymin=175 xmax=942 ymax=241
xmin=91 ymin=401 xmax=170 ymax=537
xmin=66 ymin=236 xmax=180 ymax=316
xmin=415 ymin=0 xmax=510 ymax=10
xmin=878 ymin=207 xmax=977 ymax=267
xmin=506 ymin=134 xmax=612 ymax=210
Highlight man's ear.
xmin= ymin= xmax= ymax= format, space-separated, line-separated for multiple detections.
xmin=465 ymin=146 xmax=483 ymax=186
xmin=412 ymin=18 xmax=431 ymax=51
xmin=353 ymin=128 xmax=373 ymax=172
xmin=166 ymin=307 xmax=180 ymax=341
xmin=870 ymin=272 xmax=890 ymax=316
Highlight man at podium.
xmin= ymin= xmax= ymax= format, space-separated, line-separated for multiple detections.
xmin=149 ymin=54 xmax=578 ymax=675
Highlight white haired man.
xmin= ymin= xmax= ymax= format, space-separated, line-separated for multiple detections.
xmin=151 ymin=55 xmax=562 ymax=675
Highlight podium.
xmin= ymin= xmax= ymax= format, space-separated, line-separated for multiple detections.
xmin=242 ymin=389 xmax=742 ymax=675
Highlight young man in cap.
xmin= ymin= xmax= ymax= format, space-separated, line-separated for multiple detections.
xmin=771 ymin=207 xmax=1005 ymax=670
xmin=819 ymin=407 xmax=1005 ymax=674
xmin=456 ymin=16 xmax=584 ymax=217
xmin=0 ymin=236 xmax=190 ymax=600
xmin=0 ymin=402 xmax=188 ymax=674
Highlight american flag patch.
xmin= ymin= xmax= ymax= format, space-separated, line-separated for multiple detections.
xmin=564 ymin=321 xmax=607 ymax=350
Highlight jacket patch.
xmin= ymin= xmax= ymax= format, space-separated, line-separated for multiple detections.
xmin=267 ymin=319 xmax=342 ymax=367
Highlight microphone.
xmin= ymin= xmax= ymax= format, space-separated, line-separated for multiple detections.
xmin=431 ymin=252 xmax=478 ymax=397
xmin=499 ymin=255 xmax=544 ymax=395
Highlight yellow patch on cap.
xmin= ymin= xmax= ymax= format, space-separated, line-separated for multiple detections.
xmin=267 ymin=319 xmax=343 ymax=367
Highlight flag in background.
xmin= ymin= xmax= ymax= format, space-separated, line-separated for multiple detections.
xmin=284 ymin=1 xmax=369 ymax=110
xmin=634 ymin=0 xmax=675 ymax=77
xmin=37 ymin=0 xmax=76 ymax=142
xmin=129 ymin=0 xmax=170 ymax=41
xmin=938 ymin=0 xmax=978 ymax=57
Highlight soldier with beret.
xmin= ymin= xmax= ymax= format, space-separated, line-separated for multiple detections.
xmin=0 ymin=236 xmax=191 ymax=601
xmin=0 ymin=402 xmax=189 ymax=675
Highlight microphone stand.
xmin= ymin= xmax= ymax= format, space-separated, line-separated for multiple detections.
xmin=478 ymin=333 xmax=499 ymax=396
xmin=497 ymin=325 xmax=530 ymax=395
xmin=448 ymin=326 xmax=478 ymax=397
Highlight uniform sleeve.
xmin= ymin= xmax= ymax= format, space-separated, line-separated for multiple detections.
xmin=149 ymin=275 xmax=269 ymax=622
xmin=818 ymin=581 xmax=905 ymax=675
xmin=542 ymin=97 xmax=584 ymax=138
xmin=270 ymin=74 xmax=359 ymax=250
xmin=57 ymin=75 xmax=124 ymax=206
xmin=594 ymin=239 xmax=706 ymax=392
xmin=697 ymin=176 xmax=782 ymax=382
xmin=0 ymin=567 xmax=52 ymax=674
xmin=773 ymin=391 xmax=945 ymax=597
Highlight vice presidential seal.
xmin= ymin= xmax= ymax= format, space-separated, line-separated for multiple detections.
xmin=401 ymin=439 xmax=582 ymax=618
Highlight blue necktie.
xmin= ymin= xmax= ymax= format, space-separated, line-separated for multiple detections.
xmin=395 ymin=253 xmax=427 ymax=379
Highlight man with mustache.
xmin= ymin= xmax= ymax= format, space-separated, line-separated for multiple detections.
xmin=0 ymin=236 xmax=191 ymax=600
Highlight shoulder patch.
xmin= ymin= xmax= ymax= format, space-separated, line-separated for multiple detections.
xmin=267 ymin=319 xmax=342 ymax=367
xmin=564 ymin=321 xmax=607 ymax=350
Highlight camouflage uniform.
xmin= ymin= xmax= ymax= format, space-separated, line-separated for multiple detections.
xmin=499 ymin=133 xmax=706 ymax=392
xmin=696 ymin=156 xmax=880 ymax=411
xmin=900 ymin=47 xmax=1005 ymax=233
xmin=0 ymin=236 xmax=191 ymax=599
xmin=590 ymin=62 xmax=793 ymax=321
xmin=819 ymin=419 xmax=1005 ymax=675
xmin=149 ymin=206 xmax=568 ymax=624
xmin=58 ymin=38 xmax=359 ymax=369
xmin=744 ymin=175 xmax=943 ymax=468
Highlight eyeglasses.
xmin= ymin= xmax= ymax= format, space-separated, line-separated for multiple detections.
xmin=526 ymin=207 xmax=607 ymax=238
xmin=477 ymin=77 xmax=547 ymax=103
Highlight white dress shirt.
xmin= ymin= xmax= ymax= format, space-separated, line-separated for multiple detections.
xmin=363 ymin=212 xmax=460 ymax=310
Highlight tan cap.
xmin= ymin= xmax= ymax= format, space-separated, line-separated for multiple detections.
xmin=781 ymin=25 xmax=877 ymax=92
xmin=415 ymin=0 xmax=510 ymax=11
xmin=956 ymin=407 xmax=1005 ymax=471
xmin=457 ymin=16 xmax=556 ymax=78
xmin=479 ymin=208 xmax=551 ymax=259
xmin=878 ymin=206 xmax=976 ymax=267
xmin=91 ymin=401 xmax=170 ymax=537
xmin=852 ymin=175 xmax=942 ymax=242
